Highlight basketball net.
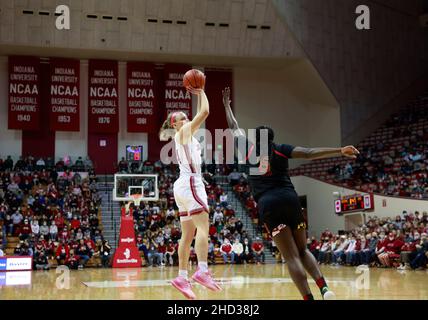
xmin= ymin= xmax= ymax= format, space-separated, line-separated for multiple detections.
xmin=125 ymin=194 xmax=142 ymax=213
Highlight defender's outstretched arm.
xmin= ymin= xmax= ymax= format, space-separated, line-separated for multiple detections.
xmin=291 ymin=146 xmax=360 ymax=160
xmin=222 ymin=87 xmax=244 ymax=137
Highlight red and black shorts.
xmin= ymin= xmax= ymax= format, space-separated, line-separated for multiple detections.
xmin=257 ymin=187 xmax=306 ymax=237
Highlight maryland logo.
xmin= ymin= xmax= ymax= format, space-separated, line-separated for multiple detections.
xmin=297 ymin=222 xmax=307 ymax=230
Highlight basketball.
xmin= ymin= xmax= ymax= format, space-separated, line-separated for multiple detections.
xmin=183 ymin=69 xmax=205 ymax=89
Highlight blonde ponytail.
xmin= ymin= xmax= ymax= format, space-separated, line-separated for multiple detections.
xmin=159 ymin=113 xmax=175 ymax=141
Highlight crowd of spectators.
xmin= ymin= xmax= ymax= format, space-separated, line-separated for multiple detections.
xmin=0 ymin=155 xmax=111 ymax=270
xmin=300 ymin=97 xmax=428 ymax=199
xmin=117 ymin=160 xmax=266 ymax=267
xmin=307 ymin=211 xmax=428 ymax=270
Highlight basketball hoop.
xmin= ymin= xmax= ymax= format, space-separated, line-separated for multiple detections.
xmin=130 ymin=193 xmax=143 ymax=207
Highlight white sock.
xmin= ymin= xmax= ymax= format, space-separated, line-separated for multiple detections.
xmin=178 ymin=270 xmax=188 ymax=279
xmin=198 ymin=261 xmax=208 ymax=272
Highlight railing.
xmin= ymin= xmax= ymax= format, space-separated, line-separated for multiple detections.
xmin=114 ymin=220 xmax=117 ymax=245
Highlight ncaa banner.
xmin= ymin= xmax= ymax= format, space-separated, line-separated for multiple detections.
xmin=49 ymin=58 xmax=80 ymax=131
xmin=88 ymin=60 xmax=119 ymax=133
xmin=127 ymin=62 xmax=156 ymax=132
xmin=8 ymin=56 xmax=41 ymax=130
xmin=164 ymin=64 xmax=192 ymax=119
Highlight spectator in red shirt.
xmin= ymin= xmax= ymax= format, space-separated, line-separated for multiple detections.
xmin=165 ymin=240 xmax=176 ymax=266
xmin=56 ymin=241 xmax=70 ymax=265
xmin=158 ymin=241 xmax=167 ymax=266
xmin=19 ymin=218 xmax=32 ymax=241
xmin=224 ymin=205 xmax=235 ymax=218
xmin=245 ymin=195 xmax=257 ymax=211
xmin=220 ymin=239 xmax=232 ymax=264
xmin=66 ymin=249 xmax=81 ymax=270
xmin=252 ymin=238 xmax=265 ymax=264
xmin=150 ymin=211 xmax=161 ymax=223
xmin=58 ymin=226 xmax=70 ymax=242
xmin=46 ymin=239 xmax=56 ymax=258
xmin=378 ymin=233 xmax=403 ymax=267
xmin=84 ymin=236 xmax=96 ymax=254
xmin=70 ymin=216 xmax=81 ymax=230
xmin=321 ymin=229 xmax=333 ymax=239
xmin=209 ymin=224 xmax=218 ymax=239
xmin=54 ymin=213 xmax=65 ymax=231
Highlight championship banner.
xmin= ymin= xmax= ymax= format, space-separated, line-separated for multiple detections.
xmin=49 ymin=58 xmax=80 ymax=131
xmin=164 ymin=64 xmax=192 ymax=119
xmin=88 ymin=60 xmax=119 ymax=133
xmin=126 ymin=62 xmax=156 ymax=132
xmin=8 ymin=56 xmax=40 ymax=130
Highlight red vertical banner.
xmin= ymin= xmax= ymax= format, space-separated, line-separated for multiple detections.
xmin=164 ymin=64 xmax=192 ymax=119
xmin=8 ymin=56 xmax=41 ymax=130
xmin=88 ymin=60 xmax=119 ymax=133
xmin=204 ymin=69 xmax=233 ymax=165
xmin=204 ymin=69 xmax=233 ymax=132
xmin=49 ymin=58 xmax=80 ymax=131
xmin=126 ymin=62 xmax=156 ymax=132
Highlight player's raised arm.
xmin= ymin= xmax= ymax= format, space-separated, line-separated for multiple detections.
xmin=291 ymin=145 xmax=360 ymax=160
xmin=176 ymin=89 xmax=209 ymax=144
xmin=189 ymin=88 xmax=209 ymax=133
xmin=222 ymin=87 xmax=245 ymax=138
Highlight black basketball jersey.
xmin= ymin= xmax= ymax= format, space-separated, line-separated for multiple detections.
xmin=235 ymin=135 xmax=296 ymax=201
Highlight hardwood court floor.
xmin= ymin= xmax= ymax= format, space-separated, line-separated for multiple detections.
xmin=1 ymin=264 xmax=427 ymax=300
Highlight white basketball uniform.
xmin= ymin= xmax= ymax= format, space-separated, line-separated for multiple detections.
xmin=173 ymin=134 xmax=209 ymax=221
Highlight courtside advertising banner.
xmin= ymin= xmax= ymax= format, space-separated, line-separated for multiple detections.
xmin=164 ymin=64 xmax=192 ymax=119
xmin=49 ymin=58 xmax=80 ymax=131
xmin=0 ymin=256 xmax=33 ymax=271
xmin=88 ymin=60 xmax=119 ymax=133
xmin=127 ymin=62 xmax=156 ymax=132
xmin=8 ymin=56 xmax=41 ymax=130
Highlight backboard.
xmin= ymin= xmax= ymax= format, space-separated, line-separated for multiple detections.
xmin=113 ymin=174 xmax=159 ymax=203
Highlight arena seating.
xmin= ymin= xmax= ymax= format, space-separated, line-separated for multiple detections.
xmin=310 ymin=211 xmax=428 ymax=270
xmin=117 ymin=161 xmax=261 ymax=266
xmin=289 ymin=94 xmax=428 ymax=199
xmin=233 ymin=172 xmax=428 ymax=268
xmin=0 ymin=156 xmax=107 ymax=269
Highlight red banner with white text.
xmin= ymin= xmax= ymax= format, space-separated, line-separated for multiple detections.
xmin=88 ymin=60 xmax=119 ymax=133
xmin=49 ymin=58 xmax=80 ymax=131
xmin=8 ymin=56 xmax=41 ymax=130
xmin=127 ymin=62 xmax=156 ymax=132
xmin=164 ymin=64 xmax=192 ymax=119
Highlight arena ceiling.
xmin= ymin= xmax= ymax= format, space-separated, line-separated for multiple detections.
xmin=0 ymin=0 xmax=306 ymax=67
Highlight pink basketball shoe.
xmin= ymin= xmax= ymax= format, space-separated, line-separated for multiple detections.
xmin=192 ymin=268 xmax=222 ymax=292
xmin=171 ymin=276 xmax=196 ymax=300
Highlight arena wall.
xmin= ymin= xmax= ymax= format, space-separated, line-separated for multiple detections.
xmin=0 ymin=56 xmax=340 ymax=165
xmin=234 ymin=59 xmax=341 ymax=168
